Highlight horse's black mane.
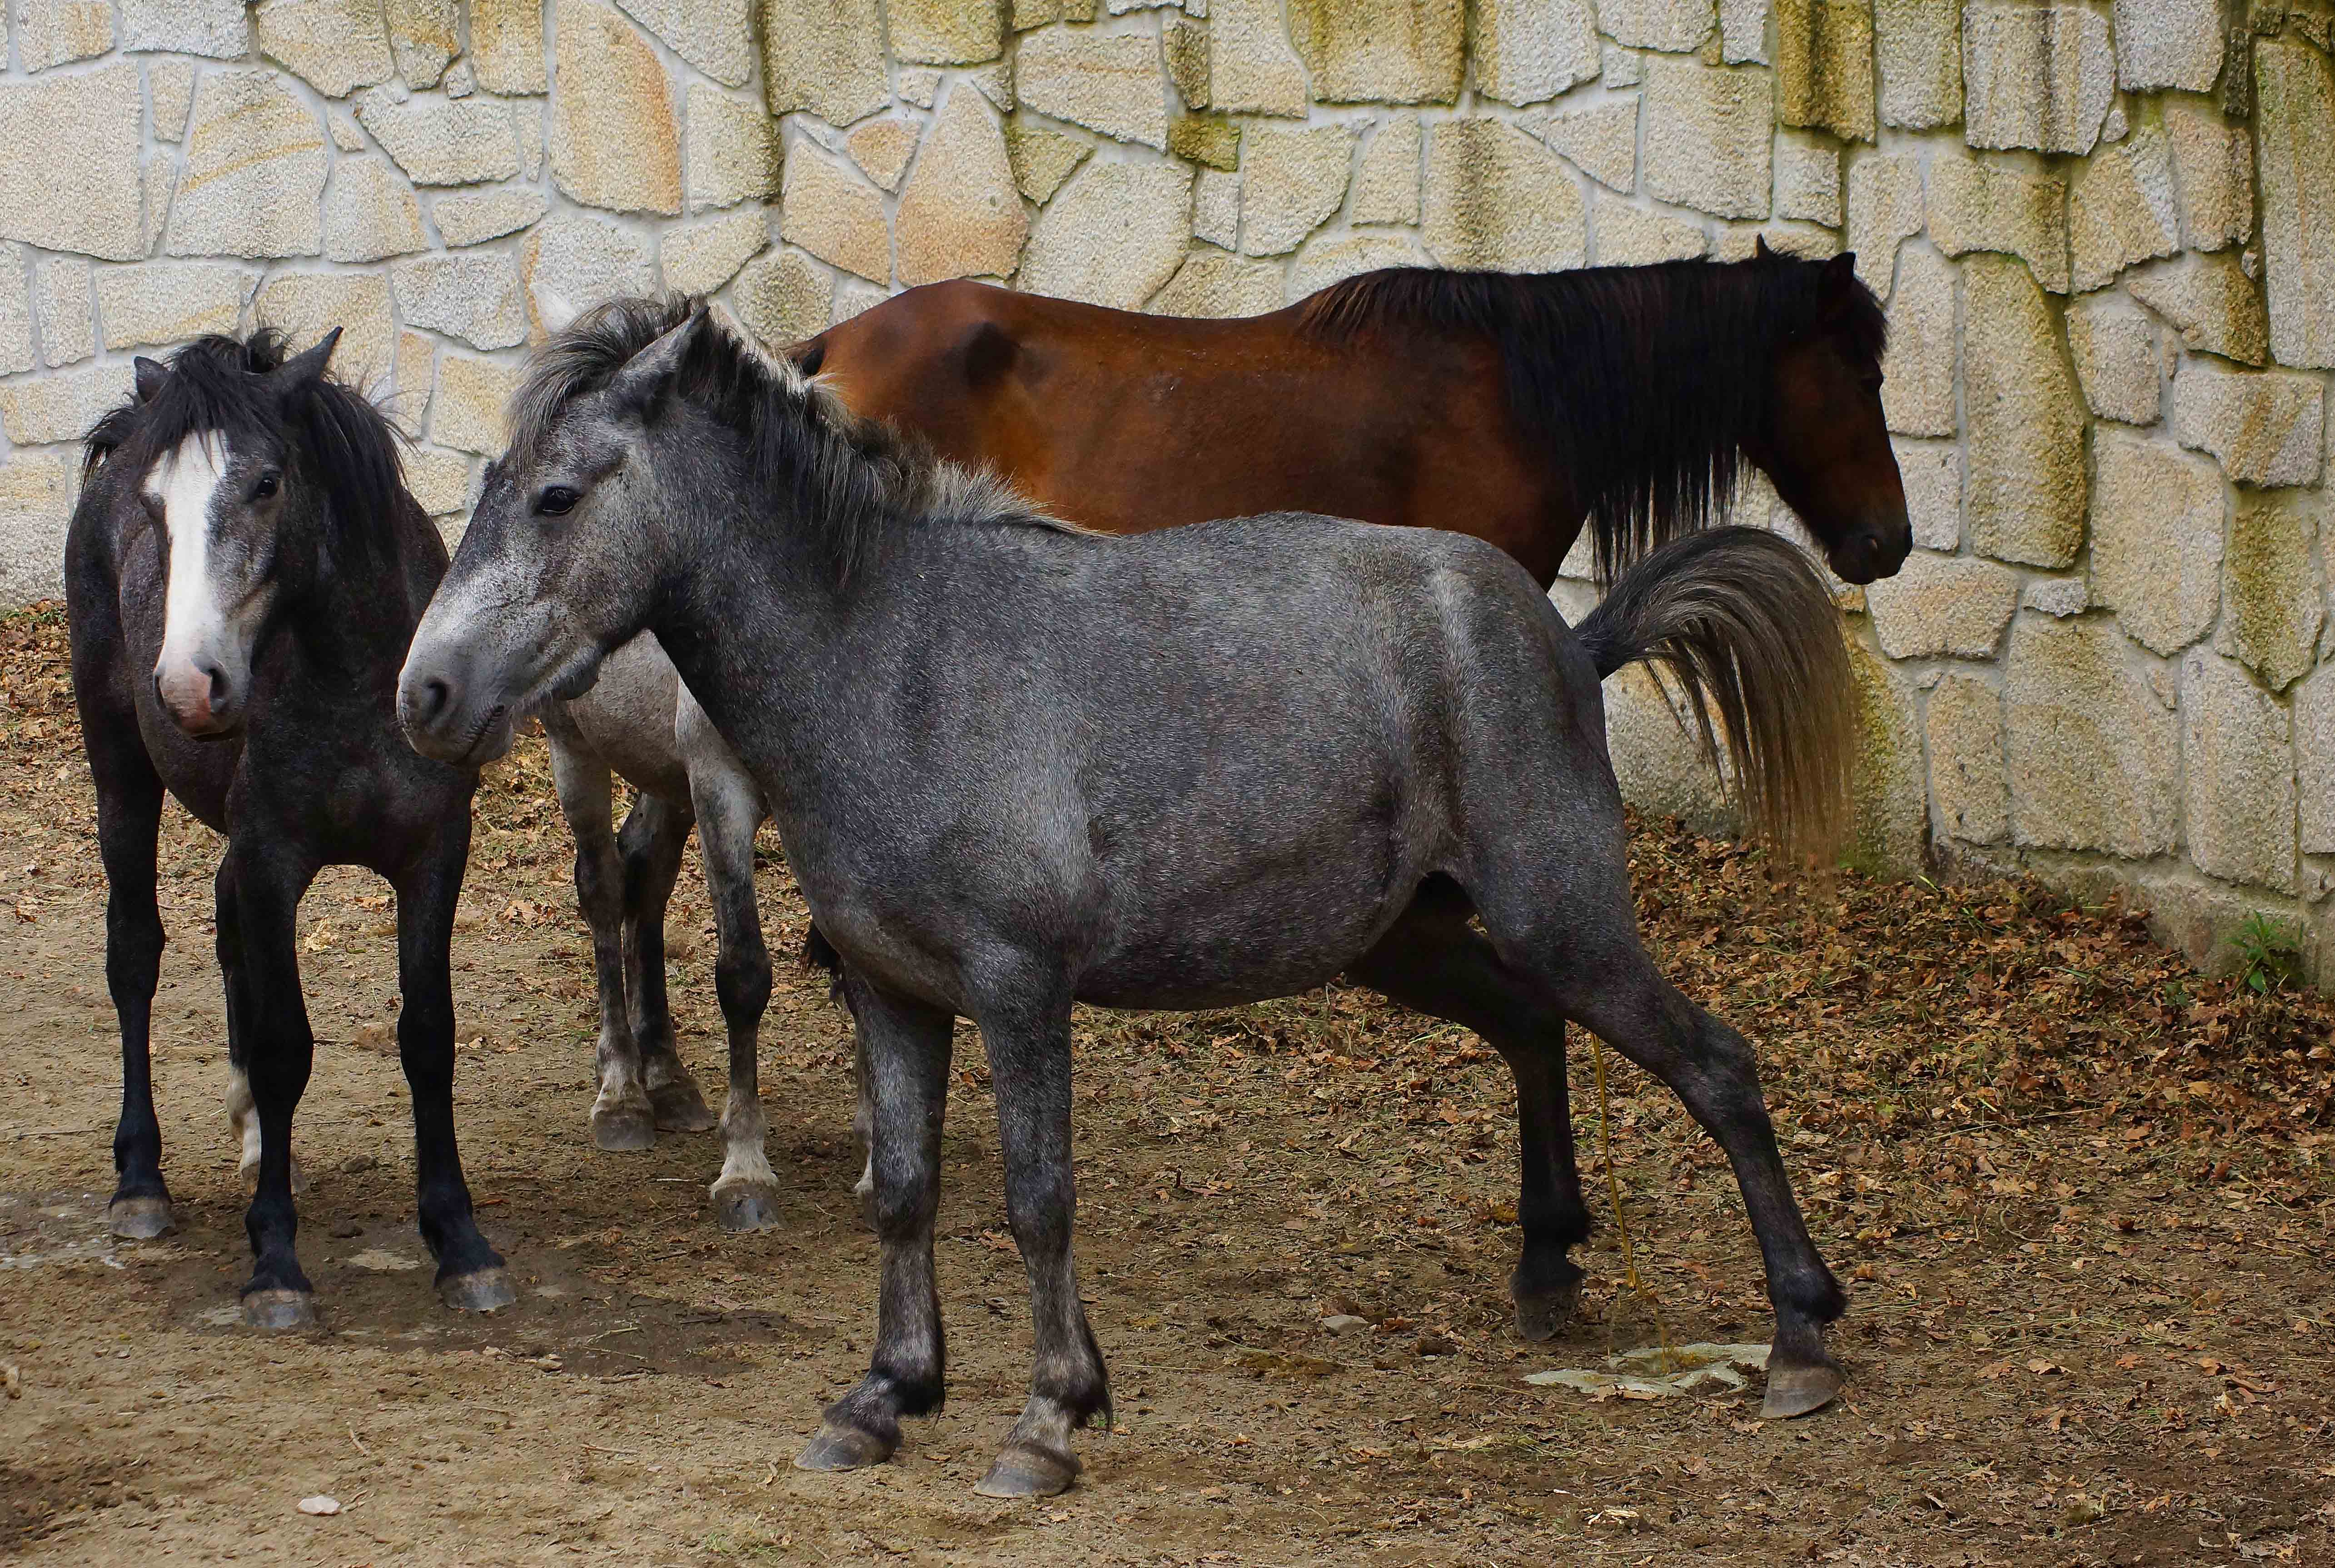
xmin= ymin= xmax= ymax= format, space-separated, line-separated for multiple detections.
xmin=82 ymin=328 xmax=410 ymax=571
xmin=1298 ymin=256 xmax=1888 ymax=582
xmin=508 ymin=296 xmax=1052 ymax=586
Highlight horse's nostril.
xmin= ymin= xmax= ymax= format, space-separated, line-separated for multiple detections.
xmin=421 ymin=677 xmax=452 ymax=723
xmin=199 ymin=659 xmax=230 ymax=709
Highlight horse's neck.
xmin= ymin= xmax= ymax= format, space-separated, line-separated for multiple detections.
xmin=651 ymin=502 xmax=857 ymax=772
xmin=652 ymin=492 xmax=974 ymax=821
xmin=272 ymin=505 xmax=423 ymax=678
xmin=1533 ymin=271 xmax=1767 ymax=568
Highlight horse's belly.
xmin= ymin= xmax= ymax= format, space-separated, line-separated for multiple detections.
xmin=1074 ymin=856 xmax=1418 ymax=1010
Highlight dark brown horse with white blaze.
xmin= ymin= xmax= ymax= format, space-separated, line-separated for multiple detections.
xmin=67 ymin=329 xmax=513 ymax=1329
xmin=793 ymin=248 xmax=1909 ymax=1356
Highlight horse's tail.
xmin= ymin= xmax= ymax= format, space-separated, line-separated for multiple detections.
xmin=1572 ymin=527 xmax=1855 ymax=861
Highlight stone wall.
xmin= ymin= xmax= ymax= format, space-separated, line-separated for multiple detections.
xmin=0 ymin=0 xmax=2330 ymax=978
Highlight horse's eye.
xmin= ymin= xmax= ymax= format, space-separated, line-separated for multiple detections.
xmin=252 ymin=472 xmax=279 ymax=501
xmin=536 ymin=486 xmax=580 ymax=516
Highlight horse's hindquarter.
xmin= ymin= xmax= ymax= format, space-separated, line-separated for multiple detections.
xmin=816 ymin=285 xmax=1547 ymax=560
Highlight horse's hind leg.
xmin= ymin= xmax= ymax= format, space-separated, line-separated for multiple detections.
xmin=1348 ymin=893 xmax=1592 ymax=1340
xmin=684 ymin=743 xmax=781 ymax=1232
xmin=971 ymin=979 xmax=1109 ymax=1498
xmin=91 ymin=737 xmax=170 ymax=1239
xmin=617 ymin=792 xmax=716 ymax=1132
xmin=548 ymin=739 xmax=653 ymax=1151
xmin=798 ymin=979 xmax=955 ymax=1474
xmin=1499 ymin=912 xmax=1846 ymax=1417
xmin=219 ymin=866 xmax=305 ymax=1200
xmin=215 ymin=844 xmax=322 ymax=1330
xmin=395 ymin=819 xmax=513 ymax=1314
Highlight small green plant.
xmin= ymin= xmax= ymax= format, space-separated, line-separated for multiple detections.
xmin=2231 ymin=913 xmax=2305 ymax=996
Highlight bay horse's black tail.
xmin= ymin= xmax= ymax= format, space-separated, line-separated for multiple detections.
xmin=1573 ymin=527 xmax=1854 ymax=862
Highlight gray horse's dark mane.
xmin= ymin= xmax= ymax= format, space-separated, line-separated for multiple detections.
xmin=509 ymin=295 xmax=1066 ymax=585
xmin=1297 ymin=254 xmax=1887 ymax=583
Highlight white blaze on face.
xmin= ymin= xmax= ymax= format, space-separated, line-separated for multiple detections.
xmin=147 ymin=431 xmax=233 ymax=727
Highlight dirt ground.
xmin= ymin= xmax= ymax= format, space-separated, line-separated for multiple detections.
xmin=3 ymin=602 xmax=2332 ymax=1568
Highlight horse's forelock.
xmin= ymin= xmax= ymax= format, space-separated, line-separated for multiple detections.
xmin=505 ymin=294 xmax=699 ymax=472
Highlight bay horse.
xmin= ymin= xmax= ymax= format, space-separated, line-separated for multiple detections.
xmin=398 ymin=301 xmax=1861 ymax=1493
xmin=797 ymin=245 xmax=1912 ymax=590
xmin=69 ymin=329 xmax=512 ymax=1328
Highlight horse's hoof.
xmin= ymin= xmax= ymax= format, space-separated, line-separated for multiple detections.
xmin=1513 ymin=1280 xmax=1583 ymax=1343
xmin=852 ymin=1174 xmax=876 ymax=1230
xmin=712 ymin=1179 xmax=784 ymax=1233
xmin=1760 ymin=1356 xmax=1844 ymax=1420
xmin=650 ymin=1079 xmax=717 ymax=1134
xmin=973 ymin=1444 xmax=1080 ymax=1499
xmin=439 ymin=1266 xmax=518 ymax=1314
xmin=242 ymin=1289 xmax=317 ymax=1331
xmin=795 ymin=1422 xmax=893 ymax=1472
xmin=591 ymin=1104 xmax=657 ymax=1152
xmin=108 ymin=1195 xmax=174 ymax=1240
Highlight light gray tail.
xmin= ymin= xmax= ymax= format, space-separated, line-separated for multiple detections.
xmin=1573 ymin=527 xmax=1855 ymax=860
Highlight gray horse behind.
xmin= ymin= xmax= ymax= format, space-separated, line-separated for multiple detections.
xmin=399 ymin=299 xmax=1857 ymax=1497
xmin=537 ymin=634 xmax=803 ymax=1231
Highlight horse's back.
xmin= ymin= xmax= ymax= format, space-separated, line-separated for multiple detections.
xmin=806 ymin=282 xmax=1546 ymax=559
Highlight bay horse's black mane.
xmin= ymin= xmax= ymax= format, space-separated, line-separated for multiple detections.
xmin=1298 ymin=257 xmax=1888 ymax=582
xmin=82 ymin=328 xmax=410 ymax=574
xmin=508 ymin=296 xmax=1060 ymax=587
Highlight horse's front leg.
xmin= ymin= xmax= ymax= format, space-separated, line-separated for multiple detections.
xmin=685 ymin=745 xmax=781 ymax=1232
xmin=92 ymin=737 xmax=170 ymax=1238
xmin=972 ymin=981 xmax=1109 ymax=1498
xmin=217 ymin=844 xmax=320 ymax=1329
xmin=797 ymin=979 xmax=955 ymax=1473
xmin=396 ymin=819 xmax=513 ymax=1313
xmin=549 ymin=739 xmax=655 ymax=1151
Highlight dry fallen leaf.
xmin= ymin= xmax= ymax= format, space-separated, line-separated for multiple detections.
xmin=2061 ymin=1494 xmax=2104 ymax=1527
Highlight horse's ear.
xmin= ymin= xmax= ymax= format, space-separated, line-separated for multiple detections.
xmin=274 ymin=328 xmax=342 ymax=391
xmin=1753 ymin=234 xmax=1775 ymax=260
xmin=134 ymin=357 xmax=168 ymax=403
xmin=605 ymin=309 xmax=706 ymax=419
xmin=534 ymin=285 xmax=581 ymax=336
xmin=1817 ymin=251 xmax=1861 ymax=319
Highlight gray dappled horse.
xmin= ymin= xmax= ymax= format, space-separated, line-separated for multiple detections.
xmin=67 ymin=330 xmax=512 ymax=1328
xmin=399 ymin=299 xmax=1859 ymax=1495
